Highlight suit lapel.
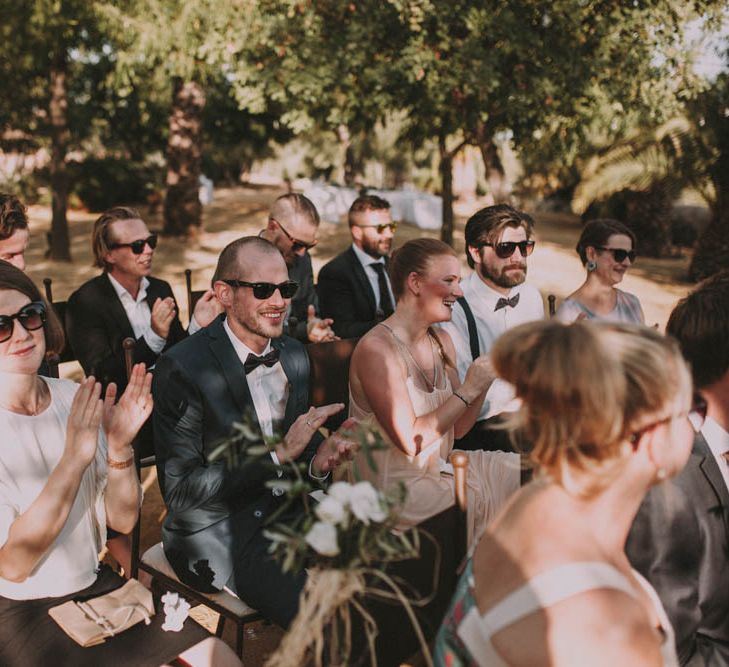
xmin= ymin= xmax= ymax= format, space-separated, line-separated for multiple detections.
xmin=98 ymin=274 xmax=135 ymax=339
xmin=347 ymin=247 xmax=377 ymax=313
xmin=207 ymin=318 xmax=256 ymax=421
xmin=695 ymin=434 xmax=729 ymax=538
xmin=274 ymin=337 xmax=307 ymax=430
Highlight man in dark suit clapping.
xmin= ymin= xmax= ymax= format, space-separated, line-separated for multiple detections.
xmin=318 ymin=194 xmax=396 ymax=339
xmin=66 ymin=206 xmax=221 ymax=393
xmin=152 ymin=236 xmax=356 ymax=627
xmin=627 ymin=270 xmax=729 ymax=666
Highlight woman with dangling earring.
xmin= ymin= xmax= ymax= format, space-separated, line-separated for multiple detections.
xmin=555 ymin=219 xmax=644 ymax=324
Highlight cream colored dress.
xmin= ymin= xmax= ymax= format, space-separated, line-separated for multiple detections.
xmin=346 ymin=326 xmax=520 ymax=545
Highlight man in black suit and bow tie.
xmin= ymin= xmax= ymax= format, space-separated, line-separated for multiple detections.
xmin=66 ymin=206 xmax=221 ymax=393
xmin=627 ymin=271 xmax=729 ymax=666
xmin=317 ymin=194 xmax=397 ymax=339
xmin=152 ymin=236 xmax=355 ymax=627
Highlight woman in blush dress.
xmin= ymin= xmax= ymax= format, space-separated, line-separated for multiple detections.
xmin=346 ymin=239 xmax=521 ymax=545
xmin=0 ymin=262 xmax=239 ymax=667
xmin=435 ymin=320 xmax=698 ymax=666
xmin=556 ymin=219 xmax=645 ymax=324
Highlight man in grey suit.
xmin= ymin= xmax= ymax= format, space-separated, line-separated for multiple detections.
xmin=153 ymin=236 xmax=355 ymax=627
xmin=627 ymin=270 xmax=729 ymax=666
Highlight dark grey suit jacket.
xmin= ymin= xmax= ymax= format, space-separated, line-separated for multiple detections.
xmin=627 ymin=434 xmax=729 ymax=666
xmin=152 ymin=315 xmax=317 ymax=592
xmin=318 ymin=246 xmax=386 ymax=339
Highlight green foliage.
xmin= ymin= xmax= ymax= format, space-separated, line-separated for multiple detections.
xmin=68 ymin=158 xmax=164 ymax=211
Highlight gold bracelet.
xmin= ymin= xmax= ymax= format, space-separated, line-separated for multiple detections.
xmin=107 ymin=454 xmax=135 ymax=470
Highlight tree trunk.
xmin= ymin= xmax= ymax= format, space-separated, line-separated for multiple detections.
xmin=337 ymin=124 xmax=357 ymax=187
xmin=618 ymin=182 xmax=674 ymax=257
xmin=690 ymin=172 xmax=729 ymax=280
xmin=475 ymin=121 xmax=509 ymax=203
xmin=164 ymin=78 xmax=205 ymax=237
xmin=48 ymin=50 xmax=71 ymax=261
xmin=439 ymin=134 xmax=455 ymax=247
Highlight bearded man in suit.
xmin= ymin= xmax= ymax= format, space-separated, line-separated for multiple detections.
xmin=317 ymin=194 xmax=396 ymax=339
xmin=627 ymin=270 xmax=729 ymax=666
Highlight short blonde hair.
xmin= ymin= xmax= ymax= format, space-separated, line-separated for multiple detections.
xmin=492 ymin=320 xmax=691 ymax=494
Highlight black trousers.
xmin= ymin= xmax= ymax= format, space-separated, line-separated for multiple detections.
xmin=454 ymin=415 xmax=517 ymax=453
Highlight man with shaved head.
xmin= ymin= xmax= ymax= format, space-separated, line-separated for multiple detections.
xmin=260 ymin=193 xmax=336 ymax=342
xmin=152 ymin=236 xmax=356 ymax=627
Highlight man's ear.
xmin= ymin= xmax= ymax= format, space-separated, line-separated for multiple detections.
xmin=467 ymin=245 xmax=481 ymax=266
xmin=350 ymin=225 xmax=363 ymax=244
xmin=213 ymin=281 xmax=233 ymax=308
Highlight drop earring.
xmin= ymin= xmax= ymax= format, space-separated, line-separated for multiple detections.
xmin=586 ymin=260 xmax=597 ymax=272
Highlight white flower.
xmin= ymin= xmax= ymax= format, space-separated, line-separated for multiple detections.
xmin=349 ymin=481 xmax=387 ymax=524
xmin=305 ymin=521 xmax=340 ymax=556
xmin=315 ymin=495 xmax=348 ymax=525
xmin=327 ymin=481 xmax=353 ymax=506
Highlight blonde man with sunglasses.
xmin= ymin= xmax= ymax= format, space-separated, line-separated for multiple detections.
xmin=260 ymin=193 xmax=336 ymax=343
xmin=440 ymin=204 xmax=544 ymax=452
xmin=318 ymin=194 xmax=397 ymax=339
xmin=67 ymin=207 xmax=221 ymax=399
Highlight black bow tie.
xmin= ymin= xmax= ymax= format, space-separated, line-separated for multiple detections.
xmin=494 ymin=293 xmax=520 ymax=311
xmin=243 ymin=349 xmax=280 ymax=374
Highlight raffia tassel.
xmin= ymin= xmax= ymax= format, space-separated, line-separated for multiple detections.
xmin=265 ymin=569 xmax=367 ymax=667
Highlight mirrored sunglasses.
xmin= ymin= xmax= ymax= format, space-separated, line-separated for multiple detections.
xmin=222 ymin=279 xmax=299 ymax=300
xmin=480 ymin=240 xmax=535 ymax=259
xmin=109 ymin=234 xmax=158 ymax=254
xmin=0 ymin=301 xmax=47 ymax=343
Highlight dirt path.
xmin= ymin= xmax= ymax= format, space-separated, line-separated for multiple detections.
xmin=22 ymin=187 xmax=695 ymax=662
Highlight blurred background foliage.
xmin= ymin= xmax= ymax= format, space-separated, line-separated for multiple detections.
xmin=0 ymin=0 xmax=727 ymax=277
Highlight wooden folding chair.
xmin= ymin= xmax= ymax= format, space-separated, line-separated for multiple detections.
xmin=43 ymin=277 xmax=77 ymax=376
xmin=306 ymin=337 xmax=359 ymax=430
xmin=548 ymin=294 xmax=557 ymax=317
xmin=123 ymin=338 xmax=262 ymax=658
xmin=184 ymin=269 xmax=206 ymax=326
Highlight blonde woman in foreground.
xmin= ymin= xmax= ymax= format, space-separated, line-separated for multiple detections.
xmin=436 ymin=320 xmax=700 ymax=666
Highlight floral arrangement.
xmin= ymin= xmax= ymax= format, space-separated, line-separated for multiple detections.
xmin=208 ymin=413 xmax=433 ymax=667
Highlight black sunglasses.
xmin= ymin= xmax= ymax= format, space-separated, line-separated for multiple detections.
xmin=0 ymin=301 xmax=46 ymax=343
xmin=273 ymin=219 xmax=318 ymax=252
xmin=596 ymin=246 xmax=637 ymax=263
xmin=480 ymin=240 xmax=535 ymax=259
xmin=354 ymin=221 xmax=398 ymax=234
xmin=222 ymin=279 xmax=299 ymax=300
xmin=109 ymin=234 xmax=158 ymax=254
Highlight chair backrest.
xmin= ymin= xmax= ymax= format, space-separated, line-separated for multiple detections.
xmin=548 ymin=294 xmax=557 ymax=317
xmin=306 ymin=338 xmax=359 ymax=428
xmin=43 ymin=277 xmax=76 ymax=364
xmin=184 ymin=269 xmax=205 ymax=325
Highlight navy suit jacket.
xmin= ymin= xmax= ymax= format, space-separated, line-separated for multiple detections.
xmin=152 ymin=315 xmax=317 ymax=591
xmin=318 ymin=246 xmax=387 ymax=339
xmin=627 ymin=434 xmax=729 ymax=666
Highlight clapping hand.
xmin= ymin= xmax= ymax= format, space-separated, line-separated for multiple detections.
xmin=151 ymin=297 xmax=176 ymax=339
xmin=191 ymin=289 xmax=223 ymax=328
xmin=462 ymin=353 xmax=497 ymax=396
xmin=64 ymin=377 xmax=104 ymax=470
xmin=312 ymin=417 xmax=359 ymax=475
xmin=102 ymin=363 xmax=153 ymax=455
xmin=277 ymin=403 xmax=345 ymax=464
xmin=306 ymin=304 xmax=339 ymax=343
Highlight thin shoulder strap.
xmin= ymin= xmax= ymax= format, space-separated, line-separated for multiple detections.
xmin=457 ymin=297 xmax=480 ymax=361
xmin=463 ymin=562 xmax=635 ymax=644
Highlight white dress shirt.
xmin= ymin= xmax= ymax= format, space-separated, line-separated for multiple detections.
xmin=222 ymin=318 xmax=328 ymax=482
xmin=108 ymin=274 xmax=167 ymax=353
xmin=701 ymin=416 xmax=729 ymax=492
xmin=351 ymin=243 xmax=395 ymax=310
xmin=222 ymin=318 xmax=288 ymax=439
xmin=440 ymin=272 xmax=545 ymax=420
